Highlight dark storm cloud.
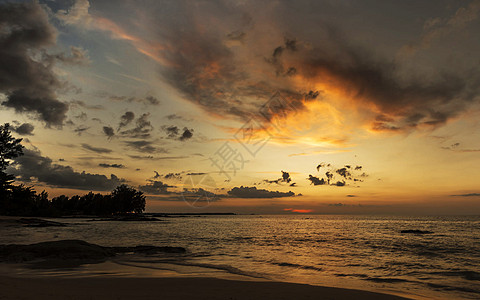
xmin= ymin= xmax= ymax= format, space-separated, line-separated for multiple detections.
xmin=8 ymin=148 xmax=124 ymax=190
xmin=151 ymin=3 xmax=314 ymax=123
xmin=148 ymin=1 xmax=480 ymax=132
xmin=81 ymin=143 xmax=112 ymax=154
xmin=298 ymin=45 xmax=473 ymax=130
xmin=227 ymin=186 xmax=295 ymax=198
xmin=98 ymin=163 xmax=125 ymax=168
xmin=0 ymin=2 xmax=69 ymax=126
xmin=13 ymin=123 xmax=34 ymax=136
xmin=138 ymin=180 xmax=175 ymax=195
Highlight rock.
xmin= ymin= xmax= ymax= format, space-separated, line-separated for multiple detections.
xmin=0 ymin=240 xmax=115 ymax=263
xmin=0 ymin=240 xmax=187 ymax=265
xmin=400 ymin=229 xmax=433 ymax=234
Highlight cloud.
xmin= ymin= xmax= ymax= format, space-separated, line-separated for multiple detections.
xmin=310 ymin=163 xmax=367 ymax=186
xmin=57 ymin=0 xmax=168 ymax=64
xmin=450 ymin=193 xmax=480 ymax=197
xmin=13 ymin=123 xmax=34 ymax=136
xmin=8 ymin=148 xmax=124 ymax=190
xmin=162 ymin=125 xmax=194 ymax=141
xmin=74 ymin=126 xmax=89 ymax=135
xmin=120 ymin=113 xmax=154 ymax=138
xmin=401 ymin=1 xmax=480 ymax=55
xmin=98 ymin=163 xmax=125 ymax=168
xmin=164 ymin=173 xmax=182 ymax=180
xmin=56 ymin=0 xmax=92 ymax=26
xmin=128 ymin=155 xmax=188 ymax=160
xmin=262 ymin=171 xmax=294 ymax=186
xmin=283 ymin=208 xmax=313 ymax=213
xmin=228 ymin=186 xmax=295 ymax=198
xmin=138 ymin=180 xmax=175 ymax=195
xmin=0 ymin=2 xmax=69 ymax=126
xmin=109 ymin=95 xmax=160 ymax=105
xmin=281 ymin=170 xmax=292 ymax=183
xmin=163 ymin=125 xmax=179 ymax=138
xmin=441 ymin=143 xmax=480 ymax=153
xmin=308 ymin=175 xmax=326 ymax=186
xmin=336 ymin=167 xmax=351 ymax=179
xmin=179 ymin=128 xmax=193 ymax=141
xmin=140 ymin=1 xmax=480 ymax=137
xmin=118 ymin=111 xmax=135 ymax=130
xmin=71 ymin=100 xmax=104 ymax=110
xmin=166 ymin=114 xmax=187 ymax=121
xmin=81 ymin=143 xmax=112 ymax=154
xmin=47 ymin=46 xmax=91 ymax=65
xmin=124 ymin=140 xmax=167 ymax=154
xmin=103 ymin=126 xmax=115 ymax=138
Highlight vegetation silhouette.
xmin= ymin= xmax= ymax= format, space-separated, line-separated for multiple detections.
xmin=0 ymin=123 xmax=145 ymax=217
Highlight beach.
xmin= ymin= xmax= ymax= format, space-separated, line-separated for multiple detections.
xmin=2 ymin=215 xmax=479 ymax=299
xmin=0 ymin=275 xmax=408 ymax=300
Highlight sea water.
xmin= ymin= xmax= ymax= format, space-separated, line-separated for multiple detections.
xmin=1 ymin=215 xmax=479 ymax=299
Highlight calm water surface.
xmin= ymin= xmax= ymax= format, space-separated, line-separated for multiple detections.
xmin=1 ymin=215 xmax=479 ymax=299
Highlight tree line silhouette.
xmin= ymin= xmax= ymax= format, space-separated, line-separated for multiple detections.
xmin=0 ymin=123 xmax=145 ymax=217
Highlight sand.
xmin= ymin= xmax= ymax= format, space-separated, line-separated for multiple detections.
xmin=0 ymin=275 xmax=410 ymax=300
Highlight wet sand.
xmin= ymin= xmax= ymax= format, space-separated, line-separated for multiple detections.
xmin=0 ymin=275 xmax=410 ymax=300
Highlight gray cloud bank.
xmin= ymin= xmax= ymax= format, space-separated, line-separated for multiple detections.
xmin=8 ymin=149 xmax=124 ymax=191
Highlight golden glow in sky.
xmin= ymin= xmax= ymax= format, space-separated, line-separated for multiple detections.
xmin=1 ymin=0 xmax=480 ymax=214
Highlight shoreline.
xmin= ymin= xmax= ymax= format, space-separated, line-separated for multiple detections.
xmin=0 ymin=274 xmax=411 ymax=300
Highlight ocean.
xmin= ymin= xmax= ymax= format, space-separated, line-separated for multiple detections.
xmin=1 ymin=215 xmax=479 ymax=299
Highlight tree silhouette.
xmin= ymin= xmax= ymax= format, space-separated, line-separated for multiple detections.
xmin=111 ymin=184 xmax=146 ymax=214
xmin=0 ymin=123 xmax=24 ymax=191
xmin=0 ymin=124 xmax=147 ymax=216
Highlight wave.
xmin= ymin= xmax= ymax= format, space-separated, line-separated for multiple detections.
xmin=429 ymin=270 xmax=480 ymax=281
xmin=269 ymin=261 xmax=323 ymax=272
xmin=114 ymin=257 xmax=266 ymax=279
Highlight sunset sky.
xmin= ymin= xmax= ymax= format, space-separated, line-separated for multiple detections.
xmin=1 ymin=0 xmax=480 ymax=214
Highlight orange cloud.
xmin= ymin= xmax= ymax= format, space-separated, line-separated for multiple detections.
xmin=284 ymin=208 xmax=313 ymax=213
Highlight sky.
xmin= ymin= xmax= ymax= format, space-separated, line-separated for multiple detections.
xmin=1 ymin=0 xmax=480 ymax=214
